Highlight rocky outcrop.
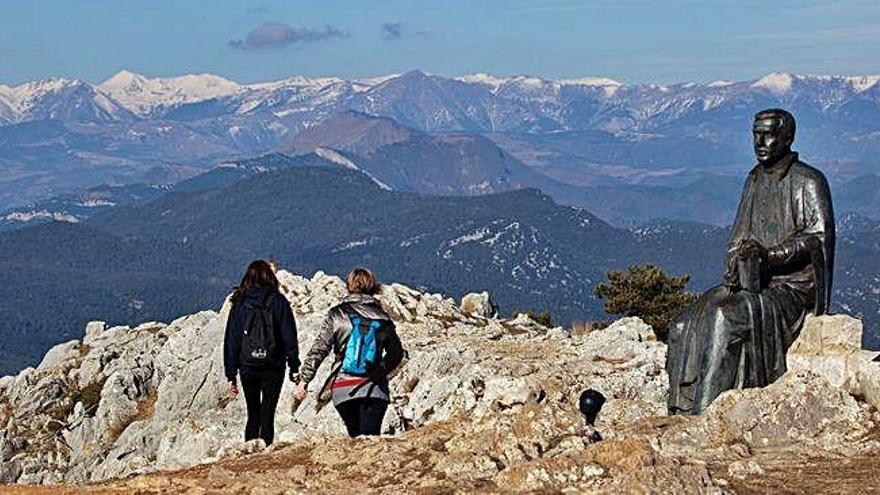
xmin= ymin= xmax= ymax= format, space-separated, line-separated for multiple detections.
xmin=786 ymin=314 xmax=880 ymax=408
xmin=1 ymin=272 xmax=879 ymax=492
xmin=0 ymin=270 xmax=666 ymax=485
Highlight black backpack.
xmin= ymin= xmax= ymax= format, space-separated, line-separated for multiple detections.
xmin=239 ymin=291 xmax=277 ymax=367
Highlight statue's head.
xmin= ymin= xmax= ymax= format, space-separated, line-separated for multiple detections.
xmin=753 ymin=108 xmax=796 ymax=165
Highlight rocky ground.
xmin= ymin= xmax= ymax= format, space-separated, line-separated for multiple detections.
xmin=2 ymin=270 xmax=880 ymax=493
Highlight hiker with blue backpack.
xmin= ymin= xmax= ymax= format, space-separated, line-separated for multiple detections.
xmin=294 ymin=267 xmax=404 ymax=437
xmin=223 ymin=260 xmax=300 ymax=446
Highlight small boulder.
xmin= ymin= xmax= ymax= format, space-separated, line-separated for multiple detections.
xmin=83 ymin=321 xmax=108 ymax=346
xmin=460 ymin=292 xmax=496 ymax=318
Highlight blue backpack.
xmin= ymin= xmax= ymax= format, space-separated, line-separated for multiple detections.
xmin=341 ymin=311 xmax=382 ymax=376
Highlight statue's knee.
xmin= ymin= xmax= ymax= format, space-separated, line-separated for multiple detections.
xmin=719 ymin=292 xmax=748 ymax=315
xmin=702 ymin=285 xmax=730 ymax=306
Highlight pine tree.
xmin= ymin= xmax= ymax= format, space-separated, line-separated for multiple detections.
xmin=594 ymin=264 xmax=696 ymax=342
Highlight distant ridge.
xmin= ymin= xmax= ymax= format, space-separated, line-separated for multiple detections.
xmin=3 ymin=67 xmax=880 ymax=221
xmin=3 ymin=68 xmax=878 ymax=126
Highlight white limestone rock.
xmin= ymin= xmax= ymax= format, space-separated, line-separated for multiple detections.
xmin=83 ymin=321 xmax=107 ymax=346
xmin=662 ymin=369 xmax=872 ymax=459
xmin=787 ymin=313 xmax=880 ymax=407
xmin=3 ymin=269 xmax=878 ymax=488
xmin=460 ymin=292 xmax=495 ymax=318
xmin=789 ymin=313 xmax=863 ymax=355
xmin=36 ymin=340 xmax=82 ymax=372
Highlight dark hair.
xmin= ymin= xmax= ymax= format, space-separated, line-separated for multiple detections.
xmin=231 ymin=260 xmax=279 ymax=304
xmin=754 ymin=108 xmax=796 ymax=141
xmin=346 ymin=267 xmax=380 ymax=295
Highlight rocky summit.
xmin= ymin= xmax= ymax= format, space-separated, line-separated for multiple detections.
xmin=1 ymin=270 xmax=880 ymax=493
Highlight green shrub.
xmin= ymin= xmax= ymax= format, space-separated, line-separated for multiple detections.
xmin=594 ymin=264 xmax=696 ymax=342
xmin=73 ymin=378 xmax=107 ymax=417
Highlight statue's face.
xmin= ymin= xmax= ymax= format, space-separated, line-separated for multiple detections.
xmin=753 ymin=116 xmax=792 ymax=164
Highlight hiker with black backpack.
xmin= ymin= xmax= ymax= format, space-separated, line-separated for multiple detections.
xmin=223 ymin=260 xmax=300 ymax=446
xmin=294 ymin=267 xmax=404 ymax=437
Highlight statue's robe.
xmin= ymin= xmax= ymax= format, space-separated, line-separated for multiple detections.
xmin=666 ymin=152 xmax=834 ymax=415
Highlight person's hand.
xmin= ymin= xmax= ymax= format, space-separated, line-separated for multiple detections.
xmin=295 ymin=382 xmax=308 ymax=401
xmin=290 ymin=372 xmax=300 ymax=383
xmin=228 ymin=380 xmax=238 ymax=397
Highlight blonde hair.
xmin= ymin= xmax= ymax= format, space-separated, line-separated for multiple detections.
xmin=346 ymin=267 xmax=380 ymax=295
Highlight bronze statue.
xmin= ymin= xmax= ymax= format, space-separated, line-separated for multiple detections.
xmin=666 ymin=108 xmax=835 ymax=415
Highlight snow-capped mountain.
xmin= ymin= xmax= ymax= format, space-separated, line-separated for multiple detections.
xmin=4 ymin=69 xmax=880 ymax=131
xmin=1 ymin=78 xmax=134 ymax=123
xmin=98 ymin=70 xmax=242 ymax=117
xmin=4 ymin=68 xmax=880 ymax=218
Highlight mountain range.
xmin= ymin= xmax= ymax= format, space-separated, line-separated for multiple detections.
xmin=4 ymin=108 xmax=880 ymax=230
xmin=4 ymin=68 xmax=880 ymax=376
xmin=4 ymin=70 xmax=880 ymax=224
xmin=2 ymin=161 xmax=879 ymax=377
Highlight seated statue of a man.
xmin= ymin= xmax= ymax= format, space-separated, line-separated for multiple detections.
xmin=666 ymin=108 xmax=835 ymax=415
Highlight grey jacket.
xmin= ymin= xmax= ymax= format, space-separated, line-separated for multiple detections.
xmin=300 ymin=293 xmax=404 ymax=409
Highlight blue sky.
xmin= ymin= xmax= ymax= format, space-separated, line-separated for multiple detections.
xmin=1 ymin=0 xmax=879 ymax=85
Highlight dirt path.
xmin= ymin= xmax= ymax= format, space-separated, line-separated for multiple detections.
xmin=717 ymin=453 xmax=880 ymax=494
xmin=7 ymin=433 xmax=880 ymax=494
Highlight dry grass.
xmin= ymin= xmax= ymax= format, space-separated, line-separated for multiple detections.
xmin=0 ymin=394 xmax=11 ymax=428
xmin=570 ymin=320 xmax=608 ymax=337
xmin=716 ymin=452 xmax=880 ymax=494
xmin=132 ymin=388 xmax=158 ymax=423
xmin=107 ymin=388 xmax=158 ymax=443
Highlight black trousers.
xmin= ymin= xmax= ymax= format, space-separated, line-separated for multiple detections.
xmin=334 ymin=398 xmax=388 ymax=437
xmin=240 ymin=367 xmax=284 ymax=445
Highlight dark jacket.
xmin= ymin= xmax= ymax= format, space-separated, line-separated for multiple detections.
xmin=299 ymin=293 xmax=404 ymax=410
xmin=223 ymin=286 xmax=300 ymax=381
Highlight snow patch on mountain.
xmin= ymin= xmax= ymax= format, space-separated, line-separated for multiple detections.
xmin=0 ymin=85 xmax=17 ymax=122
xmin=99 ymin=70 xmax=242 ymax=116
xmin=456 ymin=73 xmax=621 ymax=94
xmin=12 ymin=78 xmax=80 ymax=100
xmin=752 ymin=72 xmax=794 ymax=95
xmin=4 ymin=210 xmax=79 ymax=223
xmin=455 ymin=73 xmax=510 ymax=92
xmin=246 ymin=75 xmax=344 ymax=93
xmin=559 ymin=76 xmax=622 ymax=87
xmin=447 ymin=228 xmax=492 ymax=246
xmin=846 ymin=75 xmax=880 ymax=93
xmin=78 ymin=199 xmax=115 ymax=208
xmin=314 ymin=147 xmax=359 ymax=170
xmin=353 ymin=74 xmax=401 ymax=90
xmin=314 ymin=147 xmax=392 ymax=190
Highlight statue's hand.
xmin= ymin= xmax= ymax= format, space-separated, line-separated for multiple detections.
xmin=738 ymin=239 xmax=768 ymax=262
xmin=724 ymin=265 xmax=740 ymax=291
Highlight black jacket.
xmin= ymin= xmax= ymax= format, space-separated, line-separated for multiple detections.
xmin=223 ymin=286 xmax=300 ymax=380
